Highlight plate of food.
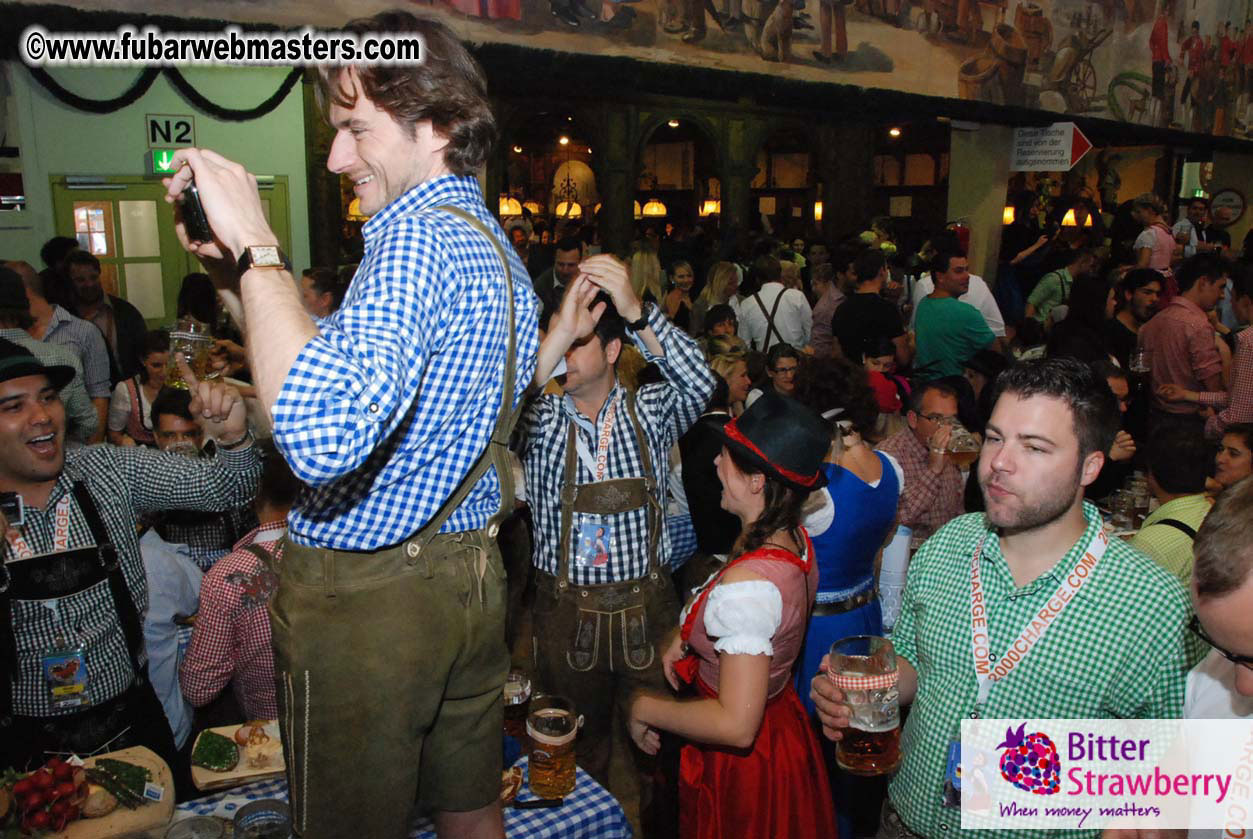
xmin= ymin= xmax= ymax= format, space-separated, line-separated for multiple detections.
xmin=1 ymin=746 xmax=174 ymax=837
xmin=190 ymin=721 xmax=285 ymax=792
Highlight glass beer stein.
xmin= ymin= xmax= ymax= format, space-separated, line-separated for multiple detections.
xmin=165 ymin=316 xmax=218 ymax=390
xmin=829 ymin=635 xmax=902 ymax=776
xmin=945 ymin=421 xmax=981 ymax=470
xmin=527 ymin=695 xmax=583 ymax=799
xmin=503 ymin=669 xmax=532 ymax=739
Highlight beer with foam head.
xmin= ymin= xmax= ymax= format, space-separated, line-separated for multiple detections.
xmin=527 ymin=696 xmax=581 ymax=798
xmin=829 ymin=636 xmax=902 ymax=776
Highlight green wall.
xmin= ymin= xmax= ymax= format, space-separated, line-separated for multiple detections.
xmin=0 ymin=62 xmax=310 ymax=276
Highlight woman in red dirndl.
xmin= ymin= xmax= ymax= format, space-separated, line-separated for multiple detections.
xmin=627 ymin=391 xmax=838 ymax=839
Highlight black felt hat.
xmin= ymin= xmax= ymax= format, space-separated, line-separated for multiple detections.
xmin=716 ymin=391 xmax=830 ymax=492
xmin=0 ymin=337 xmax=75 ymax=390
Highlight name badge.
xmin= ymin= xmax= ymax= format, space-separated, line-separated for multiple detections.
xmin=574 ymin=517 xmax=612 ymax=569
xmin=42 ymin=646 xmax=90 ymax=710
xmin=942 ymin=738 xmax=962 ymax=809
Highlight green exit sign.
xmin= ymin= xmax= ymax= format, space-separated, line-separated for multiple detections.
xmin=151 ymin=149 xmax=179 ymax=174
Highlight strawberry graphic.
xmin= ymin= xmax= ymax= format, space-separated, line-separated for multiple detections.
xmin=997 ymin=723 xmax=1061 ymax=795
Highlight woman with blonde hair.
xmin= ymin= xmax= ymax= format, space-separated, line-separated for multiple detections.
xmin=630 ymin=245 xmax=665 ymax=305
xmin=664 ymin=260 xmax=697 ymax=332
xmin=709 ymin=351 xmax=751 ymax=415
xmin=1132 ymin=192 xmax=1180 ymax=302
xmin=692 ymin=261 xmax=741 ymax=335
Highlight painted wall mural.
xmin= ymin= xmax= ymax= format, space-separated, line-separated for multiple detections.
xmin=18 ymin=0 xmax=1253 ymax=139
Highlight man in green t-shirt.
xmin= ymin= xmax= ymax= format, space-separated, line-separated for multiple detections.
xmin=913 ymin=248 xmax=999 ymax=379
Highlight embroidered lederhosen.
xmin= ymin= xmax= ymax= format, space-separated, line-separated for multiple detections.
xmin=0 ymin=483 xmax=146 ymax=748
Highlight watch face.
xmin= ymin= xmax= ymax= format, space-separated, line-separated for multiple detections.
xmin=250 ymin=246 xmax=282 ymax=267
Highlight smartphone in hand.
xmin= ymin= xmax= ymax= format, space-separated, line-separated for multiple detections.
xmin=180 ymin=182 xmax=213 ymax=244
xmin=0 ymin=491 xmax=25 ymax=527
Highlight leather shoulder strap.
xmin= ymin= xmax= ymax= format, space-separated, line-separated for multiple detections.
xmin=754 ymin=287 xmax=786 ymax=349
xmin=1153 ymin=518 xmax=1198 ymax=540
xmin=411 ymin=205 xmax=519 ymax=543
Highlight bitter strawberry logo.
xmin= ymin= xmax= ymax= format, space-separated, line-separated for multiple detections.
xmin=997 ymin=723 xmax=1061 ymax=795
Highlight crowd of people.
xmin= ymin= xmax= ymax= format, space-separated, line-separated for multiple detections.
xmin=2 ymin=10 xmax=1253 ymax=839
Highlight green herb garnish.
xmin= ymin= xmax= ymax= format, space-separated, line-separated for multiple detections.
xmin=191 ymin=731 xmax=239 ymax=772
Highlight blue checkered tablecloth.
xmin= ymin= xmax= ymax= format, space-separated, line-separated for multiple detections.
xmin=175 ymin=756 xmax=632 ymax=839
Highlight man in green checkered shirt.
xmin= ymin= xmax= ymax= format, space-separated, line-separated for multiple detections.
xmin=811 ymin=358 xmax=1204 ymax=838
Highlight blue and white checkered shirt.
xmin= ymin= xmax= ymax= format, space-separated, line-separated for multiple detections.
xmin=271 ymin=175 xmax=539 ymax=550
xmin=43 ymin=304 xmax=112 ymax=400
xmin=518 ymin=306 xmax=716 ymax=585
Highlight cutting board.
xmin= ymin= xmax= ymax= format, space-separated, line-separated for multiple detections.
xmin=190 ymin=723 xmax=285 ymax=792
xmin=56 ymin=746 xmax=174 ymax=838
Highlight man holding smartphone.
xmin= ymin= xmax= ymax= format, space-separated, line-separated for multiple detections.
xmin=163 ymin=12 xmax=538 ymax=839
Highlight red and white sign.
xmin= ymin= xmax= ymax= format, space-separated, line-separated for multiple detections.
xmin=1010 ymin=123 xmax=1093 ymax=172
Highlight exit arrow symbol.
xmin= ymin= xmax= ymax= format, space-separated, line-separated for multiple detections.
xmin=156 ymin=151 xmax=173 ymax=171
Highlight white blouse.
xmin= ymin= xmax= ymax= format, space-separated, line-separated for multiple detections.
xmin=703 ymin=580 xmax=783 ymax=657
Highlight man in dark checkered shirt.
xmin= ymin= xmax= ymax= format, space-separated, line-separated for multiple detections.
xmin=0 ymin=339 xmax=259 ymax=787
xmin=520 ymin=264 xmax=715 ymax=815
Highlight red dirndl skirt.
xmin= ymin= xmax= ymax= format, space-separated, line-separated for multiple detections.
xmin=679 ymin=677 xmax=837 ymax=839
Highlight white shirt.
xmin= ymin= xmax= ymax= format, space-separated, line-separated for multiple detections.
xmin=1173 ymin=219 xmax=1198 ymax=259
xmin=738 ymin=282 xmax=813 ymax=351
xmin=1185 ymin=648 xmax=1253 ymax=839
xmin=908 ymin=273 xmax=1006 ymax=337
xmin=140 ymin=529 xmax=203 ymax=749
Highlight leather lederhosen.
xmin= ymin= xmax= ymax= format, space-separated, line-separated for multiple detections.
xmin=0 ymin=483 xmax=166 ymax=767
xmin=532 ymin=389 xmax=679 ymax=791
xmin=536 ymin=389 xmax=677 ymax=672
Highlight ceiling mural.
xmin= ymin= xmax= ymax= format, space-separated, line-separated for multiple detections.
xmin=14 ymin=0 xmax=1253 ymax=139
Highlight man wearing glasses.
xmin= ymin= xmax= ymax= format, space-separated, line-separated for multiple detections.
xmin=1104 ymin=479 xmax=1253 ymax=839
xmin=745 ymin=343 xmax=800 ymax=409
xmin=877 ymin=381 xmax=966 ymax=552
xmin=1184 ymin=477 xmax=1253 ymax=713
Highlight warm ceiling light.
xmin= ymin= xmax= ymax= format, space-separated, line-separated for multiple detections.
xmin=888 ymin=127 xmax=902 ymax=138
xmin=1003 ymin=205 xmax=1016 ymax=225
xmin=668 ymin=119 xmax=680 ymax=128
xmin=641 ymin=198 xmax=667 ymax=217
xmin=1061 ymin=208 xmax=1078 ymax=227
xmin=512 ymin=145 xmax=523 ymax=154
xmin=498 ymin=196 xmax=522 ymax=216
xmin=555 ymin=201 xmax=582 ymax=218
xmin=558 ymin=136 xmax=570 ymax=146
xmin=587 ymin=148 xmax=593 ymax=155
xmin=633 ymin=201 xmax=643 ymax=220
xmin=699 ymin=199 xmax=721 ymax=217
xmin=1083 ymin=211 xmax=1093 ymax=227
xmin=813 ymin=201 xmax=823 ymax=221
xmin=523 ymin=201 xmax=542 ymax=215
xmin=347 ymin=197 xmax=371 ymax=222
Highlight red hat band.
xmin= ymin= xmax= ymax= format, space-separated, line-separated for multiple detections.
xmin=723 ymin=420 xmax=821 ymax=488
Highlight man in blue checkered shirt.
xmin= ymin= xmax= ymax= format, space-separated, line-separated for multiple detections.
xmin=520 ymin=264 xmax=716 ymax=813
xmin=164 ymin=12 xmax=538 ymax=839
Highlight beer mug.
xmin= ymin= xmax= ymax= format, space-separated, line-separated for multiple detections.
xmin=527 ymin=695 xmax=583 ymax=799
xmin=165 ymin=316 xmax=219 ymax=390
xmin=503 ymin=669 xmax=532 ymax=739
xmin=1109 ymin=489 xmax=1135 ymax=531
xmin=945 ymin=421 xmax=981 ymax=470
xmin=829 ymin=635 xmax=902 ymax=776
